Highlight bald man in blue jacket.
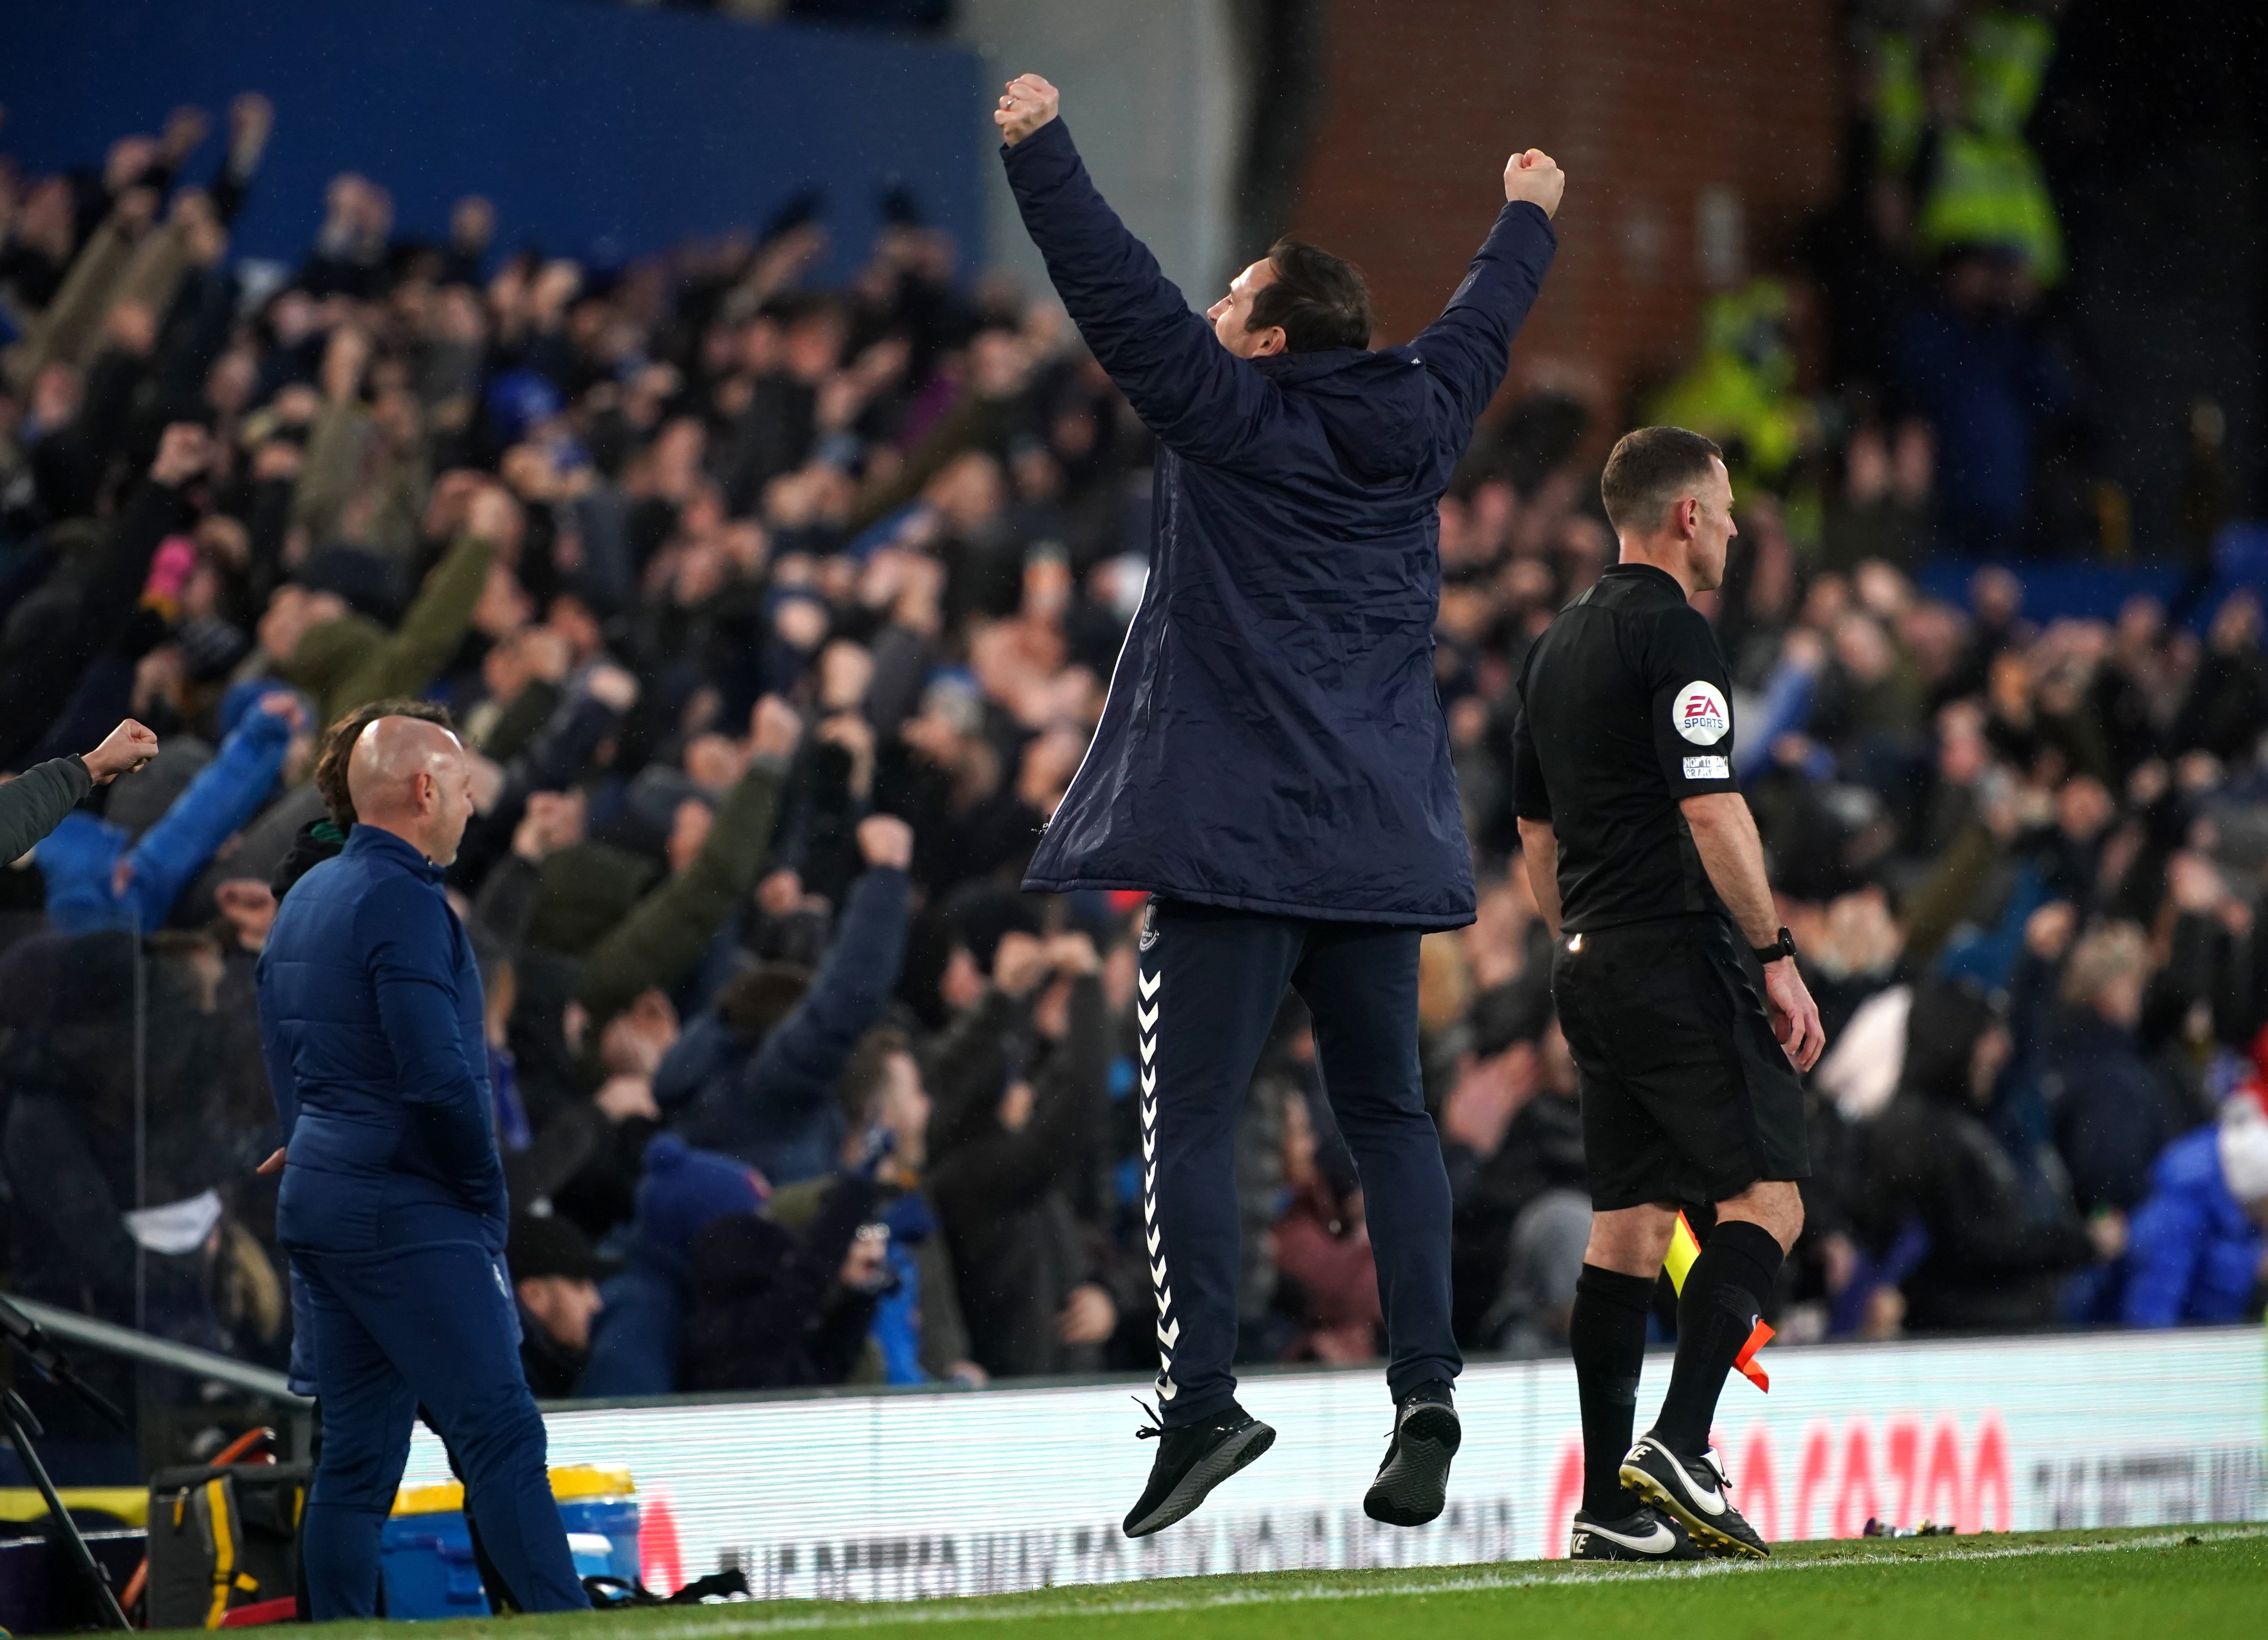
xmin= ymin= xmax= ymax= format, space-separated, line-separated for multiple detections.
xmin=256 ymin=715 xmax=585 ymax=1619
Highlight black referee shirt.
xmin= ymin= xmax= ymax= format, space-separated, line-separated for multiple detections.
xmin=1510 ymin=562 xmax=1740 ymax=933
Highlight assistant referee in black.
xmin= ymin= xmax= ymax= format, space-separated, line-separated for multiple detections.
xmin=1510 ymin=426 xmax=1824 ymax=1563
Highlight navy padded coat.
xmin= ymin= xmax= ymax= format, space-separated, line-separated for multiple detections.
xmin=1004 ymin=119 xmax=1556 ymax=927
xmin=258 ymin=825 xmax=508 ymax=1257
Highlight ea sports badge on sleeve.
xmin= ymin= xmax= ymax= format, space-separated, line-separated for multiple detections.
xmin=1673 ymin=682 xmax=1730 ymax=745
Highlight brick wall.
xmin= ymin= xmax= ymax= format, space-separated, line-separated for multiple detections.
xmin=1288 ymin=0 xmax=1843 ymax=424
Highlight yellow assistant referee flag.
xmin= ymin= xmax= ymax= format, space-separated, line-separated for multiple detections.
xmin=1664 ymin=1212 xmax=1774 ymax=1392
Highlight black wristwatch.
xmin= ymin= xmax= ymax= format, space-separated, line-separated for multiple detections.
xmin=1751 ymin=926 xmax=1797 ymax=967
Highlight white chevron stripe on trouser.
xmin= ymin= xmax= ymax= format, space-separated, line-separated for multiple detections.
xmin=1138 ymin=963 xmax=1174 ymax=1400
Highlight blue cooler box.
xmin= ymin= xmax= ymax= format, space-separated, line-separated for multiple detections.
xmin=382 ymin=1465 xmax=639 ymax=1618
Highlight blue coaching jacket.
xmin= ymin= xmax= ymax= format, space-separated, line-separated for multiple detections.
xmin=1003 ymin=119 xmax=1556 ymax=927
xmin=257 ymin=826 xmax=508 ymax=1257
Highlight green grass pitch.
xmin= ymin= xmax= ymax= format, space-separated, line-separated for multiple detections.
xmin=210 ymin=1525 xmax=2264 ymax=1639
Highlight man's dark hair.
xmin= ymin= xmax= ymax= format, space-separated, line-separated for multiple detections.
xmin=1599 ymin=426 xmax=1725 ymax=536
xmin=716 ymin=961 xmax=816 ymax=1043
xmin=1248 ymin=241 xmax=1373 ymax=353
xmin=313 ymin=697 xmax=456 ymax=829
xmin=835 ymin=1024 xmax=914 ymax=1126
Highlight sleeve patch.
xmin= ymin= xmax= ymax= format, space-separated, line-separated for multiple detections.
xmin=1672 ymin=682 xmax=1731 ymax=745
xmin=1683 ymin=755 xmax=1731 ymax=780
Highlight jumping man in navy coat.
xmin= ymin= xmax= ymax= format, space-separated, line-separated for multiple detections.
xmin=256 ymin=715 xmax=586 ymax=1618
xmin=996 ymin=73 xmax=1563 ymax=1537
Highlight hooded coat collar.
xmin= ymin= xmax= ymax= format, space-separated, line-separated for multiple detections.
xmin=1253 ymin=345 xmax=1434 ymax=482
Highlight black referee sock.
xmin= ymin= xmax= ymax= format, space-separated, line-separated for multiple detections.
xmin=1569 ymin=1263 xmax=1657 ymax=1518
xmin=1649 ymin=1219 xmax=1784 ymax=1457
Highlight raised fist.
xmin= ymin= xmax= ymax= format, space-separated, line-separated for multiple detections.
xmin=856 ymin=813 xmax=914 ymax=872
xmin=748 ymin=695 xmax=805 ymax=762
xmin=227 ymin=93 xmax=275 ymax=166
xmin=994 ymin=74 xmax=1060 ymax=147
xmin=161 ymin=105 xmax=212 ymax=164
xmin=113 ymin=186 xmax=161 ymax=237
xmin=583 ymin=661 xmax=639 ymax=712
xmin=1503 ymin=148 xmax=1566 ymax=219
xmin=464 ymin=484 xmax=524 ymax=557
xmin=82 ymin=719 xmax=159 ymax=784
xmin=320 ymin=325 xmax=370 ymax=403
xmin=149 ymin=423 xmax=215 ymax=487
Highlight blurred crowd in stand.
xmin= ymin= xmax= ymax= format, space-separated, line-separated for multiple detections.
xmin=0 ymin=23 xmax=2260 ymax=1475
xmin=1660 ymin=2 xmax=2233 ymax=573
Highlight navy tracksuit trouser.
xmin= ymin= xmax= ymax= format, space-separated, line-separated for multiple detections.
xmin=1139 ymin=900 xmax=1462 ymax=1427
xmin=294 ymin=1240 xmax=587 ymax=1620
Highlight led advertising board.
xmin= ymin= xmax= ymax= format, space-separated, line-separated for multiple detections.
xmin=402 ymin=1326 xmax=2266 ymax=1600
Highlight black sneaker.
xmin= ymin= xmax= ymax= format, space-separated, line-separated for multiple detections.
xmin=1122 ymin=1400 xmax=1276 ymax=1538
xmin=1569 ymin=1504 xmax=1705 ymax=1561
xmin=1618 ymin=1435 xmax=1768 ymax=1558
xmin=1361 ymin=1381 xmax=1462 ymax=1526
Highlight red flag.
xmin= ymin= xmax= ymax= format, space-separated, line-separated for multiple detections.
xmin=1732 ymin=1318 xmax=1774 ymax=1392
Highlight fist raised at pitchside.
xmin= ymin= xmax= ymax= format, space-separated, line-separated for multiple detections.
xmin=1504 ymin=148 xmax=1566 ymax=219
xmin=994 ymin=74 xmax=1060 ymax=147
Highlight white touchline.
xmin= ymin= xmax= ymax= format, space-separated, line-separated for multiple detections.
xmin=596 ymin=1526 xmax=2268 ymax=1639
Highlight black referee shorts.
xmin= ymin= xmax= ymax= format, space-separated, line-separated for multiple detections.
xmin=1550 ymin=913 xmax=1810 ymax=1213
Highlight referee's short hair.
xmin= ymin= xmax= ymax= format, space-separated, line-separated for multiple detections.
xmin=1599 ymin=426 xmax=1725 ymax=535
xmin=1249 ymin=241 xmax=1373 ymax=352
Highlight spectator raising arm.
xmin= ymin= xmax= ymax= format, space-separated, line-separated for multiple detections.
xmin=674 ymin=814 xmax=914 ymax=1158
xmin=109 ymin=692 xmax=301 ymax=929
xmin=35 ymin=692 xmax=296 ymax=935
xmin=573 ymin=697 xmax=802 ymax=1024
xmin=283 ymin=485 xmax=509 ymax=727
xmin=931 ymin=954 xmax=1107 ymax=1218
xmin=449 ymin=665 xmax=638 ymax=890
xmin=0 ymin=425 xmax=206 ymax=770
xmin=0 ymin=718 xmax=157 ymax=864
xmin=6 ymin=188 xmax=153 ymax=391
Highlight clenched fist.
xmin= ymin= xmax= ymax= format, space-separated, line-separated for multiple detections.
xmin=994 ymin=74 xmax=1060 ymax=147
xmin=856 ymin=813 xmax=915 ymax=872
xmin=83 ymin=718 xmax=159 ymax=784
xmin=1504 ymin=148 xmax=1566 ymax=219
xmin=748 ymin=695 xmax=805 ymax=762
xmin=149 ymin=423 xmax=215 ymax=487
xmin=464 ymin=483 xmax=524 ymax=555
